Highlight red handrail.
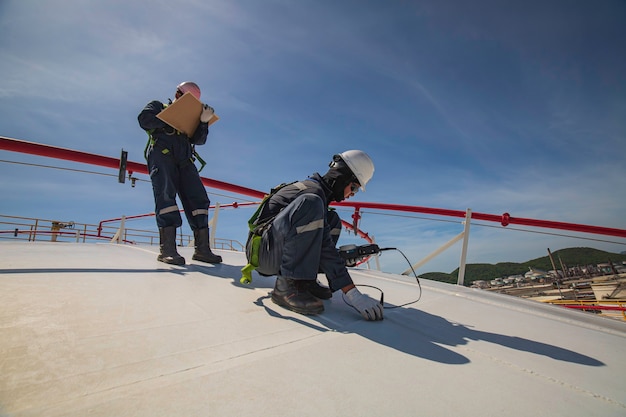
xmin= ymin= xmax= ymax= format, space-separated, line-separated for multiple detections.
xmin=334 ymin=201 xmax=626 ymax=238
xmin=559 ymin=305 xmax=626 ymax=311
xmin=96 ymin=202 xmax=259 ymax=236
xmin=2 ymin=135 xmax=625 ymax=239
xmin=0 ymin=136 xmax=265 ymax=199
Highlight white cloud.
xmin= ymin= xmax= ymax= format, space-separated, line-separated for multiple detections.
xmin=1 ymin=0 xmax=624 ymax=277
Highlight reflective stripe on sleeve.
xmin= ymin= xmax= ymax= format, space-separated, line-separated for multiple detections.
xmin=296 ymin=219 xmax=324 ymax=234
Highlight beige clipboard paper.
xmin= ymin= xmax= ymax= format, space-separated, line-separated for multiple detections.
xmin=156 ymin=92 xmax=219 ymax=137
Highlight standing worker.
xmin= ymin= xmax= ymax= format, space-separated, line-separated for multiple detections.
xmin=138 ymin=81 xmax=222 ymax=265
xmin=246 ymin=150 xmax=383 ymax=321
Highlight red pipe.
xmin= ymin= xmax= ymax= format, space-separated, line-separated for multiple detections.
xmin=0 ymin=136 xmax=265 ymax=199
xmin=335 ymin=201 xmax=626 ymax=238
xmin=559 ymin=305 xmax=626 ymax=312
xmin=97 ymin=202 xmax=259 ymax=236
xmin=1 ymin=136 xmax=146 ymax=174
xmin=340 ymin=219 xmax=372 ymax=243
xmin=2 ymin=136 xmax=625 ymax=239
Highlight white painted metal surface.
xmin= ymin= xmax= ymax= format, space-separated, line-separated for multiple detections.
xmin=1 ymin=242 xmax=625 ymax=417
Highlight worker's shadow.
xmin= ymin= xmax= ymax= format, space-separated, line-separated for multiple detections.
xmin=255 ymin=293 xmax=605 ymax=367
xmin=201 ymin=265 xmax=605 ymax=368
xmin=353 ymin=307 xmax=604 ymax=366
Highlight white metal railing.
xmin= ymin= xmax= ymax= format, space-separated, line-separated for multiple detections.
xmin=0 ymin=214 xmax=244 ymax=251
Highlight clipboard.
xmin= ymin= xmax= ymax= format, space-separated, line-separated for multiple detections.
xmin=156 ymin=92 xmax=219 ymax=137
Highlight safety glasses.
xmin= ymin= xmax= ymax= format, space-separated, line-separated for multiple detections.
xmin=350 ymin=182 xmax=360 ymax=194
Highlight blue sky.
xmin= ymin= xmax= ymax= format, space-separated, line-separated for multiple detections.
xmin=1 ymin=0 xmax=625 ymax=275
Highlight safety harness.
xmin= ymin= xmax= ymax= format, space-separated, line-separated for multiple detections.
xmin=240 ymin=181 xmax=296 ymax=284
xmin=143 ymin=102 xmax=207 ymax=171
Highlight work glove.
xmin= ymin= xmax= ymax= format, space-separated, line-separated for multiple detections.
xmin=200 ymin=104 xmax=215 ymax=123
xmin=344 ymin=288 xmax=384 ymax=321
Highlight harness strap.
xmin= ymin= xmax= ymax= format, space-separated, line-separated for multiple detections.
xmin=240 ymin=234 xmax=261 ymax=284
xmin=143 ymin=129 xmax=156 ymax=161
xmin=240 ymin=181 xmax=297 ymax=284
xmin=192 ymin=146 xmax=207 ymax=172
xmin=144 ymin=130 xmax=206 ymax=173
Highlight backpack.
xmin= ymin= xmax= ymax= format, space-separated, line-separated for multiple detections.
xmin=240 ymin=182 xmax=296 ymax=284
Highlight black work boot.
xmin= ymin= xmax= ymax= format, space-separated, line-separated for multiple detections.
xmin=271 ymin=276 xmax=324 ymax=315
xmin=158 ymin=226 xmax=185 ymax=265
xmin=304 ymin=280 xmax=333 ymax=300
xmin=192 ymin=228 xmax=222 ymax=264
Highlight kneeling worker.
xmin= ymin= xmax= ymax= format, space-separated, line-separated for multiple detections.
xmin=246 ymin=150 xmax=383 ymax=321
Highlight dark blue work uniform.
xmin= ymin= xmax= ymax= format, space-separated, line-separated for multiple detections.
xmin=138 ymin=100 xmax=210 ymax=230
xmin=251 ymin=173 xmax=354 ymax=292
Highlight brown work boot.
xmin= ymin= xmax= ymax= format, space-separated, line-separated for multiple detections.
xmin=303 ymin=280 xmax=333 ymax=300
xmin=271 ymin=276 xmax=324 ymax=315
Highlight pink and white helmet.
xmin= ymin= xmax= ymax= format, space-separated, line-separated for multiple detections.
xmin=176 ymin=81 xmax=201 ymax=100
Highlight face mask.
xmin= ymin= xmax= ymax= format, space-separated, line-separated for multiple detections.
xmin=323 ymin=167 xmax=355 ymax=202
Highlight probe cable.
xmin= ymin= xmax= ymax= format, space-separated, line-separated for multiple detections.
xmin=342 ymin=247 xmax=422 ymax=313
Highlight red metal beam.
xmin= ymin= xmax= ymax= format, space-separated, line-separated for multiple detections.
xmin=334 ymin=201 xmax=626 ymax=238
xmin=0 ymin=136 xmax=265 ymax=199
xmin=340 ymin=219 xmax=373 ymax=243
xmin=559 ymin=305 xmax=626 ymax=312
xmin=3 ymin=136 xmax=626 ymax=239
xmin=96 ymin=202 xmax=259 ymax=236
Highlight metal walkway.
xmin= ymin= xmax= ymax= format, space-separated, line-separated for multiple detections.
xmin=1 ymin=241 xmax=625 ymax=416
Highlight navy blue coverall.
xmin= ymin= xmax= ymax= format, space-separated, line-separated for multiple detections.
xmin=138 ymin=100 xmax=210 ymax=230
xmin=249 ymin=173 xmax=354 ymax=292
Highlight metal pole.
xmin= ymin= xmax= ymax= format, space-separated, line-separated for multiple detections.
xmin=457 ymin=209 xmax=472 ymax=286
xmin=372 ymin=237 xmax=381 ymax=271
xmin=401 ymin=231 xmax=465 ymax=275
xmin=210 ymin=202 xmax=220 ymax=248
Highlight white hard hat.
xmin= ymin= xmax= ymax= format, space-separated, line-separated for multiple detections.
xmin=176 ymin=81 xmax=201 ymax=100
xmin=336 ymin=150 xmax=374 ymax=191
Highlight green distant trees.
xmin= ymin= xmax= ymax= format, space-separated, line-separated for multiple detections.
xmin=420 ymin=247 xmax=626 ymax=286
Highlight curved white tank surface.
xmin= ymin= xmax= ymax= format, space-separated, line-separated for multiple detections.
xmin=1 ymin=242 xmax=625 ymax=417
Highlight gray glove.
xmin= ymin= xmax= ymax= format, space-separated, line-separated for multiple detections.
xmin=200 ymin=104 xmax=215 ymax=123
xmin=344 ymin=288 xmax=383 ymax=321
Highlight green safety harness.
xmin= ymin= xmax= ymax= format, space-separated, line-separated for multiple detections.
xmin=143 ymin=103 xmax=207 ymax=171
xmin=143 ymin=129 xmax=206 ymax=172
xmin=240 ymin=182 xmax=295 ymax=284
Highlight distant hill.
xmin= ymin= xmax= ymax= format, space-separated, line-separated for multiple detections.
xmin=421 ymin=247 xmax=626 ymax=286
